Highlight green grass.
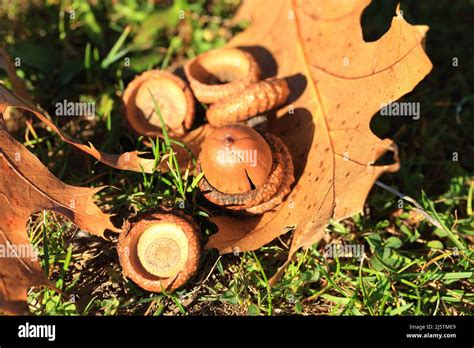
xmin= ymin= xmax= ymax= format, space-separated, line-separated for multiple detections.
xmin=0 ymin=0 xmax=472 ymax=316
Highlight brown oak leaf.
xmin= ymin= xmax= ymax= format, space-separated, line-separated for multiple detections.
xmin=203 ymin=0 xmax=432 ymax=282
xmin=0 ymin=125 xmax=120 ymax=314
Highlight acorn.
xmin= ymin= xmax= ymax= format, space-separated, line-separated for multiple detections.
xmin=117 ymin=210 xmax=201 ymax=292
xmin=197 ymin=124 xmax=294 ymax=214
xmin=122 ymin=70 xmax=195 ymax=137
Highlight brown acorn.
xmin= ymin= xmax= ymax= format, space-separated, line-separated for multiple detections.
xmin=197 ymin=124 xmax=294 ymax=214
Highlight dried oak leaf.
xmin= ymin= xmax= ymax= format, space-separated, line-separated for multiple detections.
xmin=204 ymin=0 xmax=432 ymax=282
xmin=0 ymin=122 xmax=119 ymax=314
xmin=0 ymin=47 xmax=36 ymax=132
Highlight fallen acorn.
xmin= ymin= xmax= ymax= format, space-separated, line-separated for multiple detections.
xmin=197 ymin=124 xmax=294 ymax=214
xmin=184 ymin=47 xmax=260 ymax=104
xmin=122 ymin=70 xmax=195 ymax=137
xmin=117 ymin=209 xmax=201 ymax=292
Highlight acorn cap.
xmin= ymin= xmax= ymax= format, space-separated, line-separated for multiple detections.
xmin=117 ymin=210 xmax=201 ymax=292
xmin=184 ymin=48 xmax=260 ymax=104
xmin=123 ymin=70 xmax=195 ymax=136
xmin=206 ymin=78 xmax=290 ymax=127
xmin=200 ymin=124 xmax=273 ymax=194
